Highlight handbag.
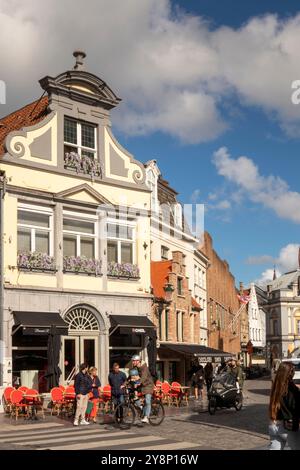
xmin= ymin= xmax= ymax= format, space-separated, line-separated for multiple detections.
xmin=86 ymin=400 xmax=94 ymax=415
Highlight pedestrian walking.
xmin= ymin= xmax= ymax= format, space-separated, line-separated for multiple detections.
xmin=86 ymin=367 xmax=101 ymax=423
xmin=74 ymin=363 xmax=92 ymax=426
xmin=268 ymin=361 xmax=300 ymax=450
xmin=192 ymin=365 xmax=205 ymax=400
xmin=204 ymin=362 xmax=213 ymax=394
xmin=108 ymin=362 xmax=127 ymax=406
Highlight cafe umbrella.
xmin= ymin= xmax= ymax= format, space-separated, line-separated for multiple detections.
xmin=45 ymin=326 xmax=62 ymax=389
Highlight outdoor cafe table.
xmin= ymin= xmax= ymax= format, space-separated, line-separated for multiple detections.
xmin=23 ymin=394 xmax=45 ymax=420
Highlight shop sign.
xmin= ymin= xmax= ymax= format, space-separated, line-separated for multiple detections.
xmin=23 ymin=327 xmax=50 ymax=335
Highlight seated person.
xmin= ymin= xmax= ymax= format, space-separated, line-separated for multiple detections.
xmin=128 ymin=369 xmax=142 ymax=401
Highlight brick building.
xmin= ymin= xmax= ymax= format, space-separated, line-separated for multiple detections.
xmin=151 ymin=250 xmax=230 ymax=384
xmin=202 ymin=232 xmax=246 ymax=357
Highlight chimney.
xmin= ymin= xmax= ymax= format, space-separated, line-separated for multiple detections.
xmin=73 ymin=50 xmax=86 ymax=71
xmin=239 ymin=281 xmax=244 ymax=294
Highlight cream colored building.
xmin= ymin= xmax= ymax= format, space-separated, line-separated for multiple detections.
xmin=144 ymin=160 xmax=209 ymax=346
xmin=0 ymin=52 xmax=154 ymax=389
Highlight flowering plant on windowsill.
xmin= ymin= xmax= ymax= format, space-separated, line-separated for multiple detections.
xmin=63 ymin=255 xmax=102 ymax=276
xmin=17 ymin=251 xmax=56 ymax=272
xmin=64 ymin=152 xmax=102 ymax=179
xmin=107 ymin=262 xmax=140 ymax=279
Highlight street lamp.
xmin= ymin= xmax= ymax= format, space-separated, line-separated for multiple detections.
xmin=164 ymin=283 xmax=174 ymax=302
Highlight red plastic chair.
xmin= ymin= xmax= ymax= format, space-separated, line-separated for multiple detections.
xmin=24 ymin=388 xmax=45 ymax=419
xmin=50 ymin=387 xmax=64 ymax=416
xmin=59 ymin=385 xmax=65 ymax=392
xmin=170 ymin=382 xmax=182 ymax=407
xmin=10 ymin=389 xmax=28 ymax=421
xmin=2 ymin=387 xmax=15 ymax=414
xmin=18 ymin=386 xmax=29 ymax=393
xmin=102 ymin=385 xmax=112 ymax=412
xmin=161 ymin=382 xmax=171 ymax=406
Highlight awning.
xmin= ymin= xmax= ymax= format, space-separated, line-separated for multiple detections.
xmin=13 ymin=311 xmax=69 ymax=336
xmin=109 ymin=315 xmax=156 ymax=336
xmin=159 ymin=342 xmax=232 ymax=361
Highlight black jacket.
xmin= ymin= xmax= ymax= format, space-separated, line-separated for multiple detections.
xmin=277 ymin=381 xmax=300 ymax=431
xmin=89 ymin=375 xmax=101 ymax=398
xmin=74 ymin=372 xmax=92 ymax=396
xmin=108 ymin=371 xmax=127 ymax=397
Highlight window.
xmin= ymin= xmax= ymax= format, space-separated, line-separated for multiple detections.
xmin=63 ymin=215 xmax=97 ymax=258
xmin=297 ymin=320 xmax=300 ymax=335
xmin=177 ymin=277 xmax=183 ymax=296
xmin=165 ymin=309 xmax=169 ymax=341
xmin=190 ymin=313 xmax=195 ymax=342
xmin=17 ymin=206 xmax=53 ymax=255
xmin=107 ymin=221 xmax=135 ymax=264
xmin=158 ymin=308 xmax=163 ymax=340
xmin=173 ymin=203 xmax=183 ymax=228
xmin=146 ymin=169 xmax=158 ymax=213
xmin=161 ymin=245 xmax=169 ymax=260
xmin=64 ymin=118 xmax=97 ymax=159
xmin=182 ymin=312 xmax=185 ymax=342
xmin=176 ymin=311 xmax=184 ymax=342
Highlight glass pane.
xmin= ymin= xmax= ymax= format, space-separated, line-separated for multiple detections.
xmin=64 ymin=339 xmax=76 ymax=381
xmin=121 ymin=242 xmax=132 ymax=263
xmin=81 ymin=237 xmax=94 ymax=258
xmin=83 ymin=339 xmax=95 ymax=368
xmin=108 ymin=241 xmax=118 ymax=263
xmin=119 ymin=225 xmax=133 ymax=240
xmin=18 ymin=210 xmax=49 ymax=228
xmin=64 ymin=118 xmax=77 ymax=144
xmin=63 ymin=218 xmax=94 ymax=234
xmin=64 ymin=144 xmax=78 ymax=155
xmin=18 ymin=228 xmax=31 ymax=252
xmin=107 ymin=224 xmax=117 ymax=238
xmin=63 ymin=235 xmax=77 ymax=257
xmin=35 ymin=231 xmax=49 ymax=254
xmin=81 ymin=123 xmax=95 ymax=149
xmin=81 ymin=150 xmax=95 ymax=159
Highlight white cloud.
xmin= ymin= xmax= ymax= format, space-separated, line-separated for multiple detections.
xmin=213 ymin=146 xmax=300 ymax=224
xmin=190 ymin=189 xmax=201 ymax=203
xmin=1 ymin=2 xmax=300 ymax=143
xmin=250 ymin=243 xmax=299 ymax=285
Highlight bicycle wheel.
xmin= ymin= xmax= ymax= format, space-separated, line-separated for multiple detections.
xmin=234 ymin=393 xmax=243 ymax=411
xmin=149 ymin=400 xmax=165 ymax=426
xmin=208 ymin=397 xmax=217 ymax=415
xmin=114 ymin=403 xmax=136 ymax=428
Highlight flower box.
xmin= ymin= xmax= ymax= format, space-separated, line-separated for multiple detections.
xmin=64 ymin=152 xmax=102 ymax=179
xmin=63 ymin=255 xmax=102 ymax=276
xmin=17 ymin=252 xmax=56 ymax=272
xmin=107 ymin=262 xmax=140 ymax=279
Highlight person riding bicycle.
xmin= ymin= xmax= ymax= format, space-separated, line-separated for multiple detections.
xmin=131 ymin=354 xmax=154 ymax=424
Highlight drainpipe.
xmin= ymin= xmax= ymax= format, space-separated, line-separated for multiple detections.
xmin=0 ymin=170 xmax=6 ymax=387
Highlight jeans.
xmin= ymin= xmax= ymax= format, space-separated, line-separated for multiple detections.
xmin=113 ymin=394 xmax=125 ymax=406
xmin=143 ymin=393 xmax=152 ymax=418
xmin=269 ymin=421 xmax=300 ymax=450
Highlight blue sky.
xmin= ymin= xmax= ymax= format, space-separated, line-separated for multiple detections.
xmin=111 ymin=0 xmax=300 ymax=285
xmin=0 ymin=0 xmax=299 ymax=286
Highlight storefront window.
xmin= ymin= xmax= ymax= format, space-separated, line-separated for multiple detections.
xmin=168 ymin=361 xmax=178 ymax=383
xmin=156 ymin=361 xmax=164 ymax=381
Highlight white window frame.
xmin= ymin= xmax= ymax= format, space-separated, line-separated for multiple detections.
xmin=63 ymin=210 xmax=99 ymax=258
xmin=146 ymin=168 xmax=158 ymax=213
xmin=17 ymin=203 xmax=54 ymax=256
xmin=173 ymin=202 xmax=183 ymax=228
xmin=64 ymin=118 xmax=98 ymax=159
xmin=107 ymin=217 xmax=136 ymax=264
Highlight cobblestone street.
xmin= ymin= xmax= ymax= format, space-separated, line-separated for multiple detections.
xmin=0 ymin=378 xmax=270 ymax=450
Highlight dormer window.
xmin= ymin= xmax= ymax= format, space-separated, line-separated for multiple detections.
xmin=64 ymin=118 xmax=97 ymax=159
xmin=146 ymin=168 xmax=158 ymax=213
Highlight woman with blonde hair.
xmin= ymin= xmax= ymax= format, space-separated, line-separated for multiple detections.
xmin=269 ymin=361 xmax=300 ymax=450
xmin=86 ymin=366 xmax=101 ymax=423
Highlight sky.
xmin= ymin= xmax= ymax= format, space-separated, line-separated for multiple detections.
xmin=0 ymin=0 xmax=299 ymax=286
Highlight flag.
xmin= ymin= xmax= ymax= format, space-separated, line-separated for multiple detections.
xmin=237 ymin=294 xmax=250 ymax=304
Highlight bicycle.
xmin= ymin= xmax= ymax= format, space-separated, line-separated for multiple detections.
xmin=114 ymin=387 xmax=165 ymax=428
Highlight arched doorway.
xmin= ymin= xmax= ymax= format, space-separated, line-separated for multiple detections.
xmin=61 ymin=305 xmax=101 ymax=383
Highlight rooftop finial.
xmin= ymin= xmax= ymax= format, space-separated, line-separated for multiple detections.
xmin=73 ymin=50 xmax=86 ymax=71
xmin=273 ymin=265 xmax=277 ymax=280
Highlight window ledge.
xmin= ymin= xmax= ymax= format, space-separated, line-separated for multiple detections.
xmin=107 ymin=275 xmax=140 ymax=281
xmin=63 ymin=269 xmax=102 ymax=277
xmin=18 ymin=267 xmax=58 ymax=274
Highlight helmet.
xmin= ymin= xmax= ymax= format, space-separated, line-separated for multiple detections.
xmin=132 ymin=354 xmax=141 ymax=361
xmin=129 ymin=369 xmax=139 ymax=376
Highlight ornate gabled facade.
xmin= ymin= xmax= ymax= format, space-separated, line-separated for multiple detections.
xmin=260 ymin=264 xmax=300 ymax=362
xmin=0 ymin=52 xmax=154 ymax=391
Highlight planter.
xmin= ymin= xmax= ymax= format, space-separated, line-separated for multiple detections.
xmin=63 ymin=256 xmax=102 ymax=276
xmin=17 ymin=252 xmax=56 ymax=272
xmin=107 ymin=262 xmax=140 ymax=279
xmin=64 ymin=152 xmax=102 ymax=179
